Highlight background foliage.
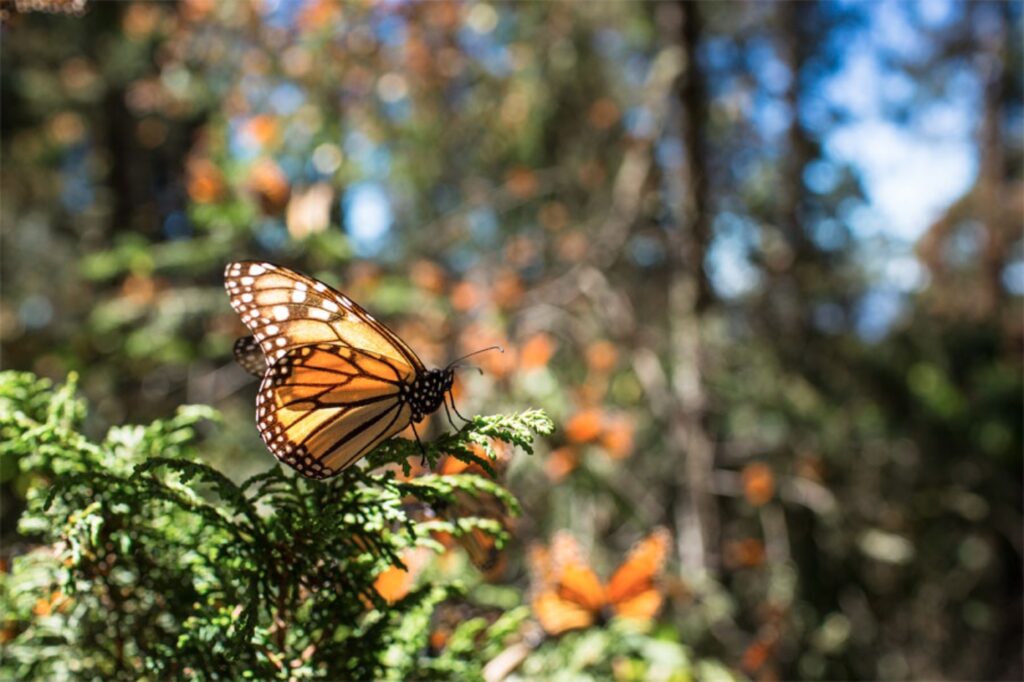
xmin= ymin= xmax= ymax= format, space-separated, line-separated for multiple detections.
xmin=1 ymin=1 xmax=1021 ymax=680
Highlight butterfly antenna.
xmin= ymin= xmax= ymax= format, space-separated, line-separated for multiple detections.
xmin=445 ymin=345 xmax=504 ymax=370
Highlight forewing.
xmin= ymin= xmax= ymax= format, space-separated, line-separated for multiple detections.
xmin=224 ymin=261 xmax=425 ymax=370
xmin=233 ymin=335 xmax=267 ymax=377
xmin=606 ymin=528 xmax=670 ymax=622
xmin=549 ymin=531 xmax=607 ymax=614
xmin=257 ymin=343 xmax=414 ymax=478
xmin=528 ymin=544 xmax=596 ymax=635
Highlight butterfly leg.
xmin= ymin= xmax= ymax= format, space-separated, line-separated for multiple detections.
xmin=411 ymin=421 xmax=428 ymax=466
xmin=442 ymin=398 xmax=459 ymax=431
xmin=447 ymin=391 xmax=473 ymax=425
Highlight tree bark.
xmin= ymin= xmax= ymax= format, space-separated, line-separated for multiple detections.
xmin=666 ymin=0 xmax=717 ymax=574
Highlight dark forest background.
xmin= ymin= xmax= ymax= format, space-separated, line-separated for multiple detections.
xmin=1 ymin=1 xmax=1021 ymax=679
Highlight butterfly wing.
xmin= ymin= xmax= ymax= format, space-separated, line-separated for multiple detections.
xmin=437 ymin=452 xmax=511 ymax=578
xmin=528 ymin=544 xmax=596 ymax=635
xmin=224 ymin=261 xmax=426 ymax=371
xmin=233 ymin=335 xmax=267 ymax=377
xmin=373 ymin=547 xmax=432 ymax=605
xmin=550 ymin=532 xmax=607 ymax=613
xmin=528 ymin=533 xmax=606 ymax=635
xmin=257 ymin=343 xmax=414 ymax=478
xmin=606 ymin=528 xmax=670 ymax=622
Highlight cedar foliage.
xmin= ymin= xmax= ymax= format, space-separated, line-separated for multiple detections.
xmin=0 ymin=370 xmax=552 ymax=680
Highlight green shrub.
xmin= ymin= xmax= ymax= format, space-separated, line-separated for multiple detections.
xmin=0 ymin=370 xmax=551 ymax=680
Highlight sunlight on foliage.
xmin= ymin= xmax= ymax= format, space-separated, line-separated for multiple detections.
xmin=0 ymin=370 xmax=552 ymax=680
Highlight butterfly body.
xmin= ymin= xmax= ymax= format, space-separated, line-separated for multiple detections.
xmin=403 ymin=368 xmax=454 ymax=424
xmin=225 ymin=261 xmax=462 ymax=479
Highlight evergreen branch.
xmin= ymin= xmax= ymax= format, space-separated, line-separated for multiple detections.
xmin=1 ymin=371 xmax=553 ymax=680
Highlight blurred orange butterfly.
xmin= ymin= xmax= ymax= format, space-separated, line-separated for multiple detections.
xmin=434 ymin=449 xmax=513 ymax=579
xmin=529 ymin=529 xmax=671 ymax=635
xmin=225 ymin=261 xmax=497 ymax=479
xmin=372 ymin=546 xmax=433 ymax=605
xmin=429 ymin=599 xmax=508 ymax=656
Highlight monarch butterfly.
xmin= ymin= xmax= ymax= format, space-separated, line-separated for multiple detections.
xmin=528 ymin=529 xmax=670 ymax=636
xmin=224 ymin=261 xmax=496 ymax=479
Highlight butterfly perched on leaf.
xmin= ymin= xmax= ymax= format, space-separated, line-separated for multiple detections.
xmin=225 ymin=261 xmax=495 ymax=479
xmin=528 ymin=529 xmax=670 ymax=636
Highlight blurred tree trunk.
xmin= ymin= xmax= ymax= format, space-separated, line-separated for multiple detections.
xmin=976 ymin=1 xmax=1011 ymax=317
xmin=771 ymin=0 xmax=822 ymax=356
xmin=915 ymin=1 xmax=1018 ymax=325
xmin=666 ymin=0 xmax=717 ymax=573
xmin=780 ymin=2 xmax=815 ymax=263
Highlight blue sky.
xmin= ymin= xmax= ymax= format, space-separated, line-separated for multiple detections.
xmin=709 ymin=0 xmax=988 ymax=322
xmin=826 ymin=0 xmax=978 ymax=246
xmin=822 ymin=0 xmax=992 ymax=336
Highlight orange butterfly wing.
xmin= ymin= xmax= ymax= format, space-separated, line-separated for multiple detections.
xmin=529 ymin=533 xmax=607 ymax=635
xmin=550 ymin=533 xmax=607 ymax=613
xmin=257 ymin=344 xmax=413 ymax=478
xmin=224 ymin=261 xmax=425 ymax=371
xmin=373 ymin=547 xmax=432 ymax=604
xmin=528 ymin=545 xmax=596 ymax=635
xmin=606 ymin=528 xmax=670 ymax=622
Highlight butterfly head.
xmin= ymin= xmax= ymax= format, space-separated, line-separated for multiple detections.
xmin=405 ymin=368 xmax=454 ymax=423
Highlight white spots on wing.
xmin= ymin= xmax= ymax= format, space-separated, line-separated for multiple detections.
xmin=248 ymin=264 xmax=266 ymax=275
xmin=313 ymin=282 xmax=326 ymax=292
xmin=291 ymin=289 xmax=307 ymax=303
xmin=241 ymin=292 xmax=254 ymax=303
xmin=309 ymin=307 xmax=330 ymax=320
xmin=340 ymin=296 xmax=352 ymax=308
xmin=241 ymin=276 xmax=255 ymax=286
xmin=295 ymin=281 xmax=308 ymax=291
xmin=322 ymin=299 xmax=339 ymax=313
xmin=265 ymin=324 xmax=280 ymax=336
xmin=272 ymin=305 xmax=290 ymax=321
xmin=276 ymin=337 xmax=287 ymax=347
